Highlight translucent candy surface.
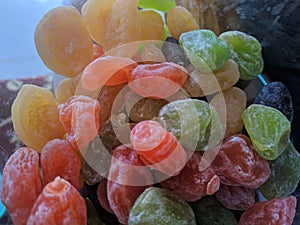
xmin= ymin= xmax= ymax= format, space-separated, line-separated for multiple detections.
xmin=242 ymin=104 xmax=291 ymax=160
xmin=34 ymin=6 xmax=94 ymax=78
xmin=55 ymin=76 xmax=80 ymax=103
xmin=179 ymin=29 xmax=231 ymax=73
xmin=260 ymin=141 xmax=300 ymax=200
xmin=167 ymin=6 xmax=199 ymax=40
xmin=128 ymin=187 xmax=196 ymax=225
xmin=11 ymin=84 xmax=65 ymax=152
xmin=219 ymin=30 xmax=263 ymax=80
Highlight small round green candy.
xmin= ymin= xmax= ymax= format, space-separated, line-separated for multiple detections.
xmin=242 ymin=104 xmax=291 ymax=160
xmin=128 ymin=187 xmax=196 ymax=225
xmin=179 ymin=29 xmax=231 ymax=73
xmin=219 ymin=30 xmax=263 ymax=80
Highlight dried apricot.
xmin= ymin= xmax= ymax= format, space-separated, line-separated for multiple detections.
xmin=41 ymin=139 xmax=81 ymax=189
xmin=1 ymin=147 xmax=42 ymax=225
xmin=27 ymin=177 xmax=87 ymax=225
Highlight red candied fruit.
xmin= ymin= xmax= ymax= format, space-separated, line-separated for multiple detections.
xmin=1 ymin=147 xmax=43 ymax=225
xmin=128 ymin=62 xmax=188 ymax=99
xmin=40 ymin=139 xmax=81 ymax=189
xmin=212 ymin=134 xmax=270 ymax=188
xmin=238 ymin=196 xmax=297 ymax=225
xmin=215 ymin=184 xmax=255 ymax=211
xmin=27 ymin=177 xmax=87 ymax=225
xmin=107 ymin=145 xmax=153 ymax=224
xmin=58 ymin=95 xmax=100 ymax=149
xmin=160 ymin=151 xmax=220 ymax=202
xmin=130 ymin=120 xmax=187 ymax=176
xmin=97 ymin=178 xmax=114 ymax=214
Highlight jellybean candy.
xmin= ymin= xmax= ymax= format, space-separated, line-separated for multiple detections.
xmin=159 ymin=99 xmax=223 ymax=151
xmin=238 ymin=196 xmax=297 ymax=225
xmin=219 ymin=30 xmax=263 ymax=80
xmin=190 ymin=196 xmax=238 ymax=225
xmin=130 ymin=120 xmax=187 ymax=176
xmin=160 ymin=151 xmax=220 ymax=202
xmin=1 ymin=147 xmax=42 ymax=225
xmin=259 ymin=141 xmax=300 ymax=200
xmin=128 ymin=187 xmax=196 ymax=225
xmin=179 ymin=29 xmax=231 ymax=73
xmin=210 ymin=87 xmax=246 ymax=138
xmin=107 ymin=145 xmax=152 ymax=224
xmin=11 ymin=84 xmax=65 ymax=152
xmin=182 ymin=59 xmax=240 ymax=97
xmin=27 ymin=177 xmax=87 ymax=225
xmin=34 ymin=6 xmax=94 ymax=78
xmin=215 ymin=185 xmax=255 ymax=211
xmin=128 ymin=62 xmax=188 ymax=99
xmin=254 ymin=81 xmax=294 ymax=121
xmin=41 ymin=139 xmax=81 ymax=189
xmin=167 ymin=6 xmax=199 ymax=40
xmin=212 ymin=134 xmax=270 ymax=188
xmin=242 ymin=104 xmax=291 ymax=160
xmin=58 ymin=95 xmax=100 ymax=149
xmin=81 ymin=0 xmax=115 ymax=45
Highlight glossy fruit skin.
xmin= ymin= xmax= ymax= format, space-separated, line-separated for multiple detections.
xmin=107 ymin=145 xmax=152 ymax=224
xmin=41 ymin=139 xmax=81 ymax=189
xmin=34 ymin=6 xmax=94 ymax=78
xmin=27 ymin=177 xmax=87 ymax=225
xmin=128 ymin=187 xmax=196 ymax=225
xmin=212 ymin=134 xmax=270 ymax=188
xmin=1 ymin=147 xmax=42 ymax=225
xmin=238 ymin=196 xmax=297 ymax=225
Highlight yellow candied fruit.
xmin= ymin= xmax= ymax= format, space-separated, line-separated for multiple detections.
xmin=138 ymin=9 xmax=164 ymax=41
xmin=11 ymin=84 xmax=65 ymax=152
xmin=81 ymin=0 xmax=115 ymax=45
xmin=167 ymin=6 xmax=199 ymax=40
xmin=55 ymin=75 xmax=81 ymax=104
xmin=34 ymin=6 xmax=94 ymax=78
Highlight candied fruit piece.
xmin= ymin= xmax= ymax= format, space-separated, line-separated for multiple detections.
xmin=138 ymin=9 xmax=164 ymax=41
xmin=138 ymin=0 xmax=176 ymax=13
xmin=81 ymin=0 xmax=115 ymax=45
xmin=219 ymin=30 xmax=263 ymax=80
xmin=260 ymin=141 xmax=300 ymax=200
xmin=128 ymin=187 xmax=196 ymax=225
xmin=254 ymin=81 xmax=294 ymax=121
xmin=1 ymin=147 xmax=42 ymax=225
xmin=210 ymin=87 xmax=246 ymax=138
xmin=212 ymin=134 xmax=270 ymax=188
xmin=215 ymin=185 xmax=255 ymax=211
xmin=238 ymin=196 xmax=297 ymax=225
xmin=55 ymin=75 xmax=80 ymax=103
xmin=82 ymin=55 xmax=137 ymax=90
xmin=179 ymin=29 xmax=231 ymax=73
xmin=128 ymin=62 xmax=188 ymax=99
xmin=242 ymin=104 xmax=291 ymax=160
xmin=80 ymin=160 xmax=102 ymax=186
xmin=107 ymin=145 xmax=152 ymax=224
xmin=130 ymin=120 xmax=187 ymax=176
xmin=103 ymin=0 xmax=141 ymax=52
xmin=97 ymin=179 xmax=113 ymax=214
xmin=27 ymin=177 xmax=87 ymax=225
xmin=58 ymin=95 xmax=100 ymax=149
xmin=34 ymin=6 xmax=94 ymax=78
xmin=160 ymin=151 xmax=220 ymax=202
xmin=132 ymin=42 xmax=166 ymax=63
xmin=11 ymin=84 xmax=65 ymax=152
xmin=41 ymin=139 xmax=81 ymax=189
xmin=159 ymin=99 xmax=223 ymax=151
xmin=167 ymin=6 xmax=199 ymax=40
xmin=190 ymin=196 xmax=238 ymax=225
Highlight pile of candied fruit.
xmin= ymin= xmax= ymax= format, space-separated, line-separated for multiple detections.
xmin=1 ymin=0 xmax=299 ymax=224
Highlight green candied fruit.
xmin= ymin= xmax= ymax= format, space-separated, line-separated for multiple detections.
xmin=190 ymin=196 xmax=238 ymax=225
xmin=259 ymin=141 xmax=300 ymax=200
xmin=138 ymin=0 xmax=176 ymax=13
xmin=158 ymin=99 xmax=223 ymax=151
xmin=128 ymin=187 xmax=196 ymax=225
xmin=242 ymin=104 xmax=291 ymax=160
xmin=179 ymin=29 xmax=231 ymax=73
xmin=219 ymin=30 xmax=263 ymax=80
